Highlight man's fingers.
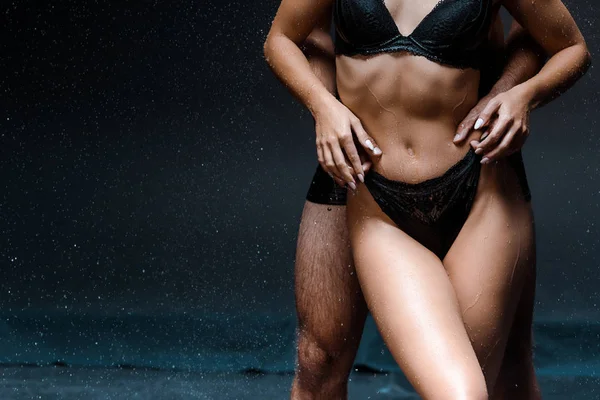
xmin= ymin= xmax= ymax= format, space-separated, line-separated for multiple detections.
xmin=454 ymin=110 xmax=479 ymax=143
xmin=361 ymin=160 xmax=372 ymax=174
xmin=348 ymin=162 xmax=372 ymax=176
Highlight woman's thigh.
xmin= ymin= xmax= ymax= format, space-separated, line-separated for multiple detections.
xmin=347 ymin=189 xmax=487 ymax=399
xmin=443 ymin=160 xmax=536 ymax=391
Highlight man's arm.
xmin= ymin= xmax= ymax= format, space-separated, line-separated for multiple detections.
xmin=302 ymin=14 xmax=337 ymax=96
xmin=487 ymin=22 xmax=547 ymax=98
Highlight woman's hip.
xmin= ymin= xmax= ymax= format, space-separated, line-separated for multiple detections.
xmin=347 ymin=150 xmax=532 ymax=258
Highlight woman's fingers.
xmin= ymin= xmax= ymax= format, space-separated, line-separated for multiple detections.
xmin=351 ymin=118 xmax=382 ymax=157
xmin=316 ymin=142 xmax=325 ymax=169
xmin=340 ymin=132 xmax=365 ymax=183
xmin=454 ymin=96 xmax=492 ymax=143
xmin=473 ymin=97 xmax=502 ymax=131
xmin=483 ymin=123 xmax=526 ymax=162
xmin=321 ymin=143 xmax=345 ymax=183
xmin=315 ymin=110 xmax=379 ymax=190
xmin=333 ymin=175 xmax=346 ymax=187
xmin=348 ymin=161 xmax=373 ymax=176
xmin=473 ymin=116 xmax=511 ymax=154
xmin=481 ymin=124 xmax=519 ymax=164
xmin=330 ymin=142 xmax=357 ymax=190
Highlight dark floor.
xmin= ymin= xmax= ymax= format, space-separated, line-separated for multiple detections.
xmin=0 ymin=367 xmax=598 ymax=399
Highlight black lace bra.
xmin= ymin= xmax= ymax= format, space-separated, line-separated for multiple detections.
xmin=333 ymin=0 xmax=494 ymax=69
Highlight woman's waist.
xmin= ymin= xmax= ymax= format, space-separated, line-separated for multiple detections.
xmin=335 ymin=60 xmax=484 ymax=183
xmin=362 ymin=118 xmax=481 ymax=184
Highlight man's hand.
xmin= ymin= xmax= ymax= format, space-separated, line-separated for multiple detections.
xmin=453 ymin=93 xmax=496 ymax=145
xmin=314 ymin=97 xmax=382 ymax=189
xmin=464 ymin=85 xmax=532 ymax=163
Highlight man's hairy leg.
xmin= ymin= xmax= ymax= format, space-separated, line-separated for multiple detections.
xmin=291 ymin=202 xmax=368 ymax=400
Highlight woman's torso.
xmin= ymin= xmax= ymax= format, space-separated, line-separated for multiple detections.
xmin=334 ymin=0 xmax=500 ymax=182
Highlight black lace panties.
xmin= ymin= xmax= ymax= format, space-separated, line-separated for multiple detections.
xmin=364 ymin=149 xmax=481 ymax=259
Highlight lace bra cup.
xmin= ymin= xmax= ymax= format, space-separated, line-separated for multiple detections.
xmin=333 ymin=0 xmax=493 ymax=69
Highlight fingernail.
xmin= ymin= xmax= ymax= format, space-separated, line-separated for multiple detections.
xmin=348 ymin=182 xmax=357 ymax=191
xmin=470 ymin=140 xmax=479 ymax=147
xmin=474 ymin=118 xmax=484 ymax=130
xmin=480 ymin=132 xmax=489 ymax=140
xmin=453 ymin=134 xmax=461 ymax=142
xmin=373 ymin=147 xmax=382 ymax=155
xmin=358 ymin=174 xmax=364 ymax=183
xmin=475 ymin=148 xmax=483 ymax=155
xmin=365 ymin=140 xmax=374 ymax=151
xmin=481 ymin=157 xmax=489 ymax=164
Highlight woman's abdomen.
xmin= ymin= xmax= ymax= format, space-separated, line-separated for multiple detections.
xmin=336 ymin=52 xmax=482 ymax=183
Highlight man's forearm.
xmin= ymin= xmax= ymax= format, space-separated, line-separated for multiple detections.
xmin=302 ymin=29 xmax=337 ymax=96
xmin=488 ymin=22 xmax=546 ymax=98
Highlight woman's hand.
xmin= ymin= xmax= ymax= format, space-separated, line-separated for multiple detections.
xmin=314 ymin=97 xmax=382 ymax=189
xmin=453 ymin=92 xmax=498 ymax=145
xmin=456 ymin=85 xmax=533 ymax=164
xmin=469 ymin=85 xmax=533 ymax=163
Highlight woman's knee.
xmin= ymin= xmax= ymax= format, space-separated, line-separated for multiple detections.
xmin=421 ymin=370 xmax=488 ymax=400
xmin=436 ymin=376 xmax=488 ymax=400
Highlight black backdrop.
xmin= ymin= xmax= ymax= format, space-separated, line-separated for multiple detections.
xmin=0 ymin=0 xmax=599 ymax=376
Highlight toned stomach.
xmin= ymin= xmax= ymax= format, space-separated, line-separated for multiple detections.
xmin=336 ymin=52 xmax=482 ymax=183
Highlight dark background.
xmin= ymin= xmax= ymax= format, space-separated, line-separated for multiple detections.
xmin=0 ymin=0 xmax=598 ymax=378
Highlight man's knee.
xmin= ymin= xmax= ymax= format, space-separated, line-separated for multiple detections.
xmin=295 ymin=333 xmax=353 ymax=389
